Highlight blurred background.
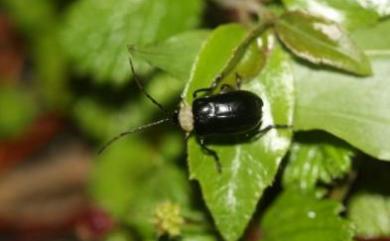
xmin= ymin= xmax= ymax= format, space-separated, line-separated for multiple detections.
xmin=1 ymin=0 xmax=389 ymax=241
xmin=0 ymin=0 xmax=227 ymax=240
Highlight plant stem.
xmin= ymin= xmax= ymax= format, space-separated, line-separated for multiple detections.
xmin=211 ymin=16 xmax=276 ymax=92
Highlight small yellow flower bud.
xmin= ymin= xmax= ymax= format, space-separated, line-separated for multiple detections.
xmin=153 ymin=201 xmax=184 ymax=237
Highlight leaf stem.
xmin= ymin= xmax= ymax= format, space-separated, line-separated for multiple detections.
xmin=212 ymin=17 xmax=276 ymax=91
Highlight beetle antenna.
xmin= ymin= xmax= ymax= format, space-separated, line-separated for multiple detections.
xmin=98 ymin=117 xmax=171 ymax=154
xmin=128 ymin=56 xmax=170 ymax=115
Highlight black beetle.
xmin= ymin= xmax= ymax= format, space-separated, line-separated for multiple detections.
xmin=179 ymin=90 xmax=263 ymax=136
xmin=99 ymin=58 xmax=289 ymax=172
xmin=176 ymin=89 xmax=288 ymax=171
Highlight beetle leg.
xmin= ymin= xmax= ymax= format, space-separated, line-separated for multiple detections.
xmin=211 ymin=75 xmax=222 ymax=89
xmin=254 ymin=124 xmax=291 ymax=139
xmin=198 ymin=138 xmax=222 ymax=173
xmin=193 ymin=75 xmax=224 ymax=98
xmin=193 ymin=87 xmax=214 ymax=98
xmin=184 ymin=131 xmax=193 ymax=141
xmin=235 ymin=73 xmax=243 ymax=89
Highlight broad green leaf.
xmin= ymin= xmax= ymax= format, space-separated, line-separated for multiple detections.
xmin=352 ymin=19 xmax=390 ymax=51
xmin=348 ymin=193 xmax=390 ymax=237
xmin=61 ymin=0 xmax=203 ymax=85
xmin=275 ymin=11 xmax=372 ymax=75
xmin=283 ymin=133 xmax=353 ymax=190
xmin=183 ymin=24 xmax=294 ymax=241
xmin=261 ymin=190 xmax=354 ymax=241
xmin=356 ymin=0 xmax=390 ymax=17
xmin=282 ymin=0 xmax=379 ymax=30
xmin=293 ymin=55 xmax=390 ymax=160
xmin=91 ymin=137 xmax=191 ymax=240
xmin=293 ymin=20 xmax=390 ymax=160
xmin=129 ymin=30 xmax=209 ymax=80
xmin=0 ymin=87 xmax=38 ymax=138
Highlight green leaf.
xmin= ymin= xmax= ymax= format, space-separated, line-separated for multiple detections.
xmin=282 ymin=0 xmax=379 ymax=30
xmin=348 ymin=192 xmax=390 ymax=238
xmin=293 ymin=19 xmax=390 ymax=160
xmin=61 ymin=0 xmax=203 ymax=85
xmin=294 ymin=56 xmax=390 ymax=160
xmin=261 ymin=191 xmax=354 ymax=241
xmin=91 ymin=138 xmax=154 ymax=218
xmin=182 ymin=24 xmax=248 ymax=102
xmin=275 ymin=11 xmax=372 ymax=75
xmin=127 ymin=164 xmax=191 ymax=238
xmin=352 ymin=19 xmax=390 ymax=51
xmin=129 ymin=30 xmax=209 ymax=80
xmin=354 ymin=0 xmax=390 ymax=17
xmin=283 ymin=133 xmax=353 ymax=190
xmin=346 ymin=158 xmax=390 ymax=238
xmin=90 ymin=137 xmax=191 ymax=239
xmin=0 ymin=87 xmax=38 ymax=138
xmin=183 ymin=24 xmax=294 ymax=241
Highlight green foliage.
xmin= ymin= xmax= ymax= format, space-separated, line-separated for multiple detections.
xmin=0 ymin=87 xmax=38 ymax=138
xmin=0 ymin=0 xmax=56 ymax=34
xmin=283 ymin=133 xmax=353 ymax=190
xmin=106 ymin=231 xmax=134 ymax=241
xmin=358 ymin=0 xmax=390 ymax=17
xmin=261 ymin=190 xmax=354 ymax=241
xmin=348 ymin=193 xmax=390 ymax=238
xmin=1 ymin=0 xmax=70 ymax=109
xmin=91 ymin=137 xmax=190 ymax=239
xmin=347 ymin=159 xmax=390 ymax=238
xmin=275 ymin=11 xmax=372 ymax=75
xmin=61 ymin=0 xmax=203 ymax=85
xmin=293 ymin=19 xmax=390 ymax=160
xmin=281 ymin=0 xmax=379 ymax=30
xmin=130 ymin=30 xmax=210 ymax=81
xmin=34 ymin=32 xmax=70 ymax=109
xmin=73 ymin=73 xmax=183 ymax=141
xmin=352 ymin=18 xmax=390 ymax=50
xmin=183 ymin=24 xmax=294 ymax=241
xmin=182 ymin=235 xmax=218 ymax=241
xmin=2 ymin=1 xmax=390 ymax=241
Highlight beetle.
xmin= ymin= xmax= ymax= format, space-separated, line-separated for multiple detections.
xmin=99 ymin=57 xmax=289 ymax=172
xmin=177 ymin=86 xmax=288 ymax=171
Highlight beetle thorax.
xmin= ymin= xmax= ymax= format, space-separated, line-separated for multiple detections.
xmin=178 ymin=101 xmax=194 ymax=133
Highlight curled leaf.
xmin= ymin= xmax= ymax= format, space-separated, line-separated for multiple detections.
xmin=275 ymin=11 xmax=372 ymax=75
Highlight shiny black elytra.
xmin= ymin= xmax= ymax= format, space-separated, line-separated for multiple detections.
xmin=99 ymin=58 xmax=289 ymax=172
xmin=193 ymin=90 xmax=263 ymax=137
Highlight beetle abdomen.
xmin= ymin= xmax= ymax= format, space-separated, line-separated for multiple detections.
xmin=193 ymin=90 xmax=263 ymax=136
